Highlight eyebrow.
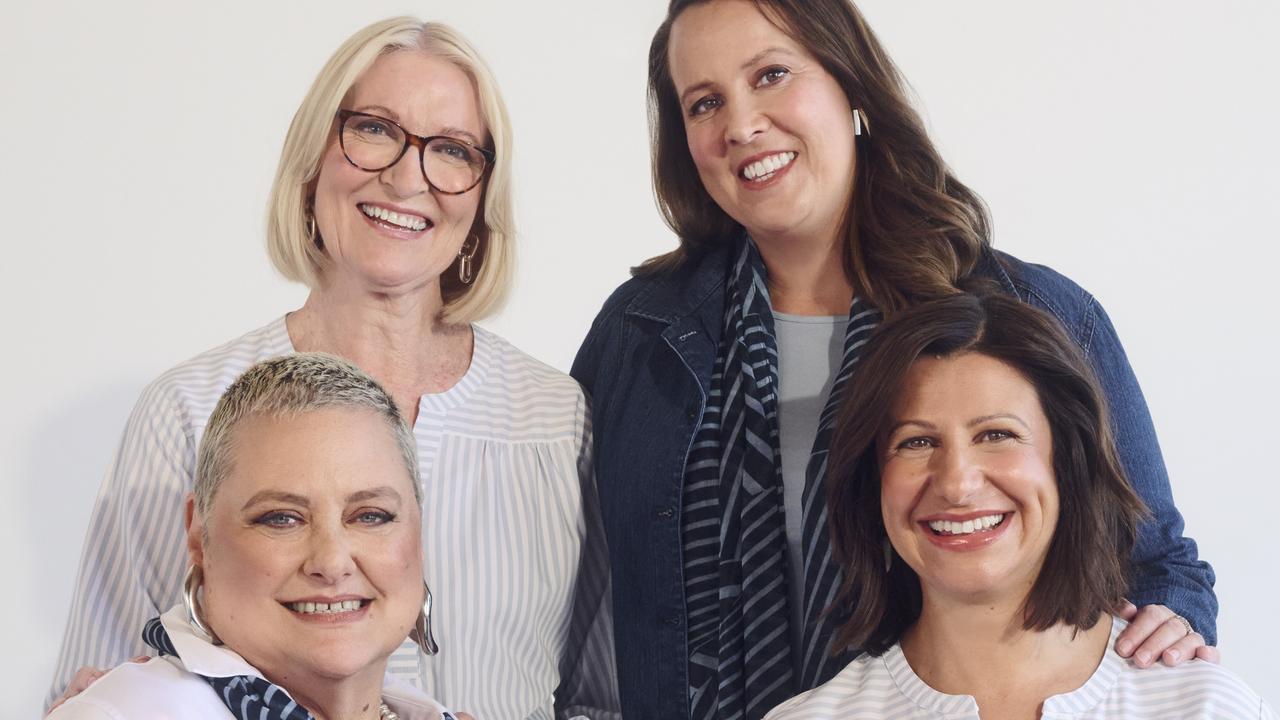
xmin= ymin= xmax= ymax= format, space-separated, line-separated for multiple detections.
xmin=346 ymin=486 xmax=403 ymax=504
xmin=677 ymin=46 xmax=798 ymax=104
xmin=352 ymin=104 xmax=483 ymax=146
xmin=967 ymin=413 xmax=1032 ymax=432
xmin=885 ymin=413 xmax=1032 ymax=436
xmin=886 ymin=419 xmax=936 ymax=436
xmin=241 ymin=490 xmax=309 ymax=511
xmin=239 ymin=486 xmax=403 ymax=511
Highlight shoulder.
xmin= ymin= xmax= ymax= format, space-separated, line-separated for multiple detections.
xmin=765 ymin=654 xmax=899 ymax=719
xmin=135 ymin=317 xmax=292 ymax=425
xmin=587 ymin=247 xmax=730 ymax=333
xmin=382 ymin=675 xmax=457 ymax=720
xmin=47 ymin=658 xmax=228 ymax=719
xmin=1108 ymin=657 xmax=1271 ymax=717
xmin=985 ymin=250 xmax=1109 ymax=354
xmin=466 ymin=326 xmax=587 ymax=438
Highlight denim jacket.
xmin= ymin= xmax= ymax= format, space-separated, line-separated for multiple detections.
xmin=571 ymin=245 xmax=1217 ymax=720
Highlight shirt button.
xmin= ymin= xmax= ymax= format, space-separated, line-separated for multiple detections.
xmin=656 ymin=507 xmax=675 ymax=519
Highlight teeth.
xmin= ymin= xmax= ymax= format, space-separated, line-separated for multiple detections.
xmin=927 ymin=513 xmax=1006 ymax=536
xmin=288 ymin=599 xmax=363 ymax=614
xmin=742 ymin=152 xmax=797 ymax=181
xmin=359 ymin=204 xmax=428 ymax=231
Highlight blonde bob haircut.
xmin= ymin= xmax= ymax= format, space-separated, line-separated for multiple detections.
xmin=266 ymin=17 xmax=514 ymax=324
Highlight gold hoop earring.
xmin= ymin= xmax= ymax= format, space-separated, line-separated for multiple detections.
xmin=410 ymin=582 xmax=440 ymax=655
xmin=183 ymin=565 xmax=222 ymax=645
xmin=457 ymin=235 xmax=479 ymax=285
xmin=307 ymin=214 xmax=323 ymax=250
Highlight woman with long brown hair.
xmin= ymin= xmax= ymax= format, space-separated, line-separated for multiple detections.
xmin=571 ymin=1 xmax=1216 ymax=718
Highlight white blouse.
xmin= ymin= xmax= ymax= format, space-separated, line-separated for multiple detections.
xmin=49 ymin=317 xmax=617 ymax=720
xmin=764 ymin=617 xmax=1274 ymax=719
xmin=47 ymin=606 xmax=456 ymax=720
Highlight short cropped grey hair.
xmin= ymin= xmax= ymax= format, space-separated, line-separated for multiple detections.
xmin=194 ymin=353 xmax=419 ymax=517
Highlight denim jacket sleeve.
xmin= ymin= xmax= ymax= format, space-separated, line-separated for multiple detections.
xmin=995 ymin=252 xmax=1219 ymax=642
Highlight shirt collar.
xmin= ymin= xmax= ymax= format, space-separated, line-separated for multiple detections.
xmin=159 ymin=605 xmax=266 ymax=680
xmin=159 ymin=606 xmax=455 ymax=719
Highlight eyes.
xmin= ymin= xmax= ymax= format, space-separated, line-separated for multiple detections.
xmin=892 ymin=428 xmax=1021 ymax=455
xmin=252 ymin=508 xmax=398 ymax=530
xmin=686 ymin=65 xmax=792 ymax=118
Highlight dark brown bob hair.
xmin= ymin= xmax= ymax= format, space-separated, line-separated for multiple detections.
xmin=644 ymin=0 xmax=992 ymax=314
xmin=826 ymin=293 xmax=1147 ymax=655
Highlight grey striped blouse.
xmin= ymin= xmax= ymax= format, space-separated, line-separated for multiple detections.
xmin=764 ymin=617 xmax=1273 ymax=719
xmin=48 ymin=317 xmax=618 ymax=720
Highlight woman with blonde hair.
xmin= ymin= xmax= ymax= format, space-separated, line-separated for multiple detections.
xmin=49 ymin=18 xmax=614 ymax=720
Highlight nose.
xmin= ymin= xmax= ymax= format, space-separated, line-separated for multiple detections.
xmin=302 ymin=524 xmax=356 ymax=584
xmin=379 ymin=145 xmax=430 ymax=198
xmin=723 ymin=96 xmax=770 ymax=146
xmin=931 ymin=444 xmax=986 ymax=506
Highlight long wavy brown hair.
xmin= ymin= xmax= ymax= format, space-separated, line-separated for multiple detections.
xmin=643 ymin=0 xmax=992 ymax=314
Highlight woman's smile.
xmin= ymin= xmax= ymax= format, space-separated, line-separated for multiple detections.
xmin=917 ymin=510 xmax=1014 ymax=552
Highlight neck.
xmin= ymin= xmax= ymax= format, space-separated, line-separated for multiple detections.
xmin=901 ymin=593 xmax=1111 ymax=714
xmin=752 ymin=228 xmax=853 ymax=315
xmin=286 ymin=278 xmax=474 ymax=423
xmin=265 ymin=663 xmax=387 ymax=720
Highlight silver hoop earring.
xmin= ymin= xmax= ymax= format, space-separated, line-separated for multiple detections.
xmin=411 ymin=582 xmax=440 ymax=656
xmin=457 ymin=235 xmax=479 ymax=285
xmin=183 ymin=565 xmax=222 ymax=645
xmin=853 ymin=107 xmax=868 ymax=137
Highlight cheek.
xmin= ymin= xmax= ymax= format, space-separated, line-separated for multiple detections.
xmin=879 ymin=464 xmax=918 ymax=526
xmin=683 ymin=123 xmax=721 ymax=177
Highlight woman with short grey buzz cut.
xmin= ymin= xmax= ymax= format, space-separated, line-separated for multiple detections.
xmin=49 ymin=352 xmax=461 ymax=720
xmin=192 ymin=352 xmax=424 ymax=516
xmin=49 ymin=16 xmax=616 ymax=720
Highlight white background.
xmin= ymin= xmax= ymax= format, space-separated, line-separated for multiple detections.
xmin=2 ymin=1 xmax=1276 ymax=715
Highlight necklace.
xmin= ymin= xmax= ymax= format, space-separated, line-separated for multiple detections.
xmin=379 ymin=702 xmax=398 ymax=720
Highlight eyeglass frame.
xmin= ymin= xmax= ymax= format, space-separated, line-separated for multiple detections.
xmin=334 ymin=109 xmax=496 ymax=195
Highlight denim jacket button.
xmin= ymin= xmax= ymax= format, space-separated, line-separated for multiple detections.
xmin=656 ymin=507 xmax=675 ymax=519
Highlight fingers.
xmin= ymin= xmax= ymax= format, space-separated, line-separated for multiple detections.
xmin=1114 ymin=603 xmax=1175 ymax=659
xmin=1158 ymin=631 xmax=1207 ymax=666
xmin=131 ymin=655 xmax=150 ymax=664
xmin=46 ymin=668 xmax=106 ymax=715
xmin=1194 ymin=644 xmax=1222 ymax=664
xmin=1117 ymin=599 xmax=1139 ymax=621
xmin=1127 ymin=617 xmax=1194 ymax=668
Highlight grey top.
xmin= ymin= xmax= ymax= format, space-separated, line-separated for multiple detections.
xmin=773 ymin=311 xmax=849 ymax=665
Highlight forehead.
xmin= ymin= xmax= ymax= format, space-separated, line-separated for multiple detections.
xmin=218 ymin=407 xmax=415 ymax=505
xmin=668 ymin=0 xmax=806 ymax=90
xmin=893 ymin=352 xmax=1044 ymax=419
xmin=347 ymin=51 xmax=486 ymax=139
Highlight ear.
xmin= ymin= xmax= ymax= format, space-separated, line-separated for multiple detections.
xmin=185 ymin=493 xmax=205 ymax=567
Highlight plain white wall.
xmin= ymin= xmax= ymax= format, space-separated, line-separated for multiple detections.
xmin=2 ymin=1 xmax=1276 ymax=715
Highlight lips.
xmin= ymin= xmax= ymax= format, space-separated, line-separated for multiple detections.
xmin=357 ymin=202 xmax=432 ymax=232
xmin=917 ymin=511 xmax=1014 ymax=551
xmin=739 ymin=151 xmax=797 ymax=181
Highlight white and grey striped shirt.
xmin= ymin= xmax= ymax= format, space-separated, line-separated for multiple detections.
xmin=764 ymin=618 xmax=1274 ymax=719
xmin=49 ymin=317 xmax=618 ymax=720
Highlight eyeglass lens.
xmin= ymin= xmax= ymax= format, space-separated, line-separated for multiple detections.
xmin=340 ymin=113 xmax=486 ymax=193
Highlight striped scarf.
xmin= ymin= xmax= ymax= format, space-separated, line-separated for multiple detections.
xmin=143 ymin=617 xmax=315 ymax=720
xmin=682 ymin=238 xmax=879 ymax=720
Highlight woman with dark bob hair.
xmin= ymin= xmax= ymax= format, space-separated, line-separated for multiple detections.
xmin=572 ymin=0 xmax=1217 ymax=717
xmin=767 ymin=294 xmax=1271 ymax=717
